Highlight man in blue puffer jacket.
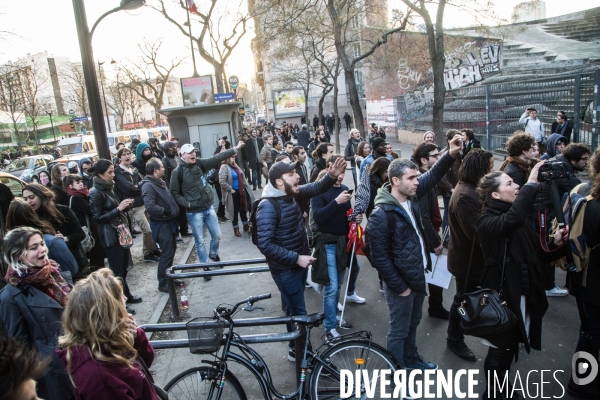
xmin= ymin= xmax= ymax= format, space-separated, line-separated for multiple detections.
xmin=256 ymin=157 xmax=347 ymax=361
xmin=365 ymin=135 xmax=462 ymax=372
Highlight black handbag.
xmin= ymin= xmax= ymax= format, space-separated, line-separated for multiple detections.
xmin=457 ymin=236 xmax=518 ymax=338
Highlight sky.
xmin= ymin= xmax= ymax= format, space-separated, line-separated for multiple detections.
xmin=0 ymin=0 xmax=597 ymax=86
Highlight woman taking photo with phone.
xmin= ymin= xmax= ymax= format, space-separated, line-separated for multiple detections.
xmin=88 ymin=159 xmax=141 ymax=314
xmin=476 ymin=161 xmax=567 ymax=399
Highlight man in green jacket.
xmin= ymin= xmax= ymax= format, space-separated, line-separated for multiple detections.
xmin=170 ymin=141 xmax=244 ymax=279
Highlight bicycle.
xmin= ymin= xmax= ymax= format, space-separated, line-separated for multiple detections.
xmin=163 ymin=293 xmax=398 ymax=399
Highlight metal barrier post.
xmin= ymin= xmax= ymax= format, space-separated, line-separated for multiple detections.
xmin=166 ymin=269 xmax=179 ymax=319
xmin=485 ymin=85 xmax=492 ymax=151
xmin=593 ymin=70 xmax=600 ymax=152
xmin=573 ymin=74 xmax=581 ymax=144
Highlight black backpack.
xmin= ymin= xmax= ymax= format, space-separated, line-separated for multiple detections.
xmin=249 ymin=197 xmax=280 ymax=245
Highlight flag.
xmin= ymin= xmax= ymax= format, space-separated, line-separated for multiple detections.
xmin=346 ymin=209 xmax=365 ymax=256
xmin=187 ymin=0 xmax=200 ymax=16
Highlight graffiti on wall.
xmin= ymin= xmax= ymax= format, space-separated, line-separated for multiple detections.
xmin=443 ymin=44 xmax=501 ymax=90
xmin=400 ymin=85 xmax=434 ymax=123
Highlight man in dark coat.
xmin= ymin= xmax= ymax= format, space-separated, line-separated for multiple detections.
xmin=550 ymin=111 xmax=572 ymax=143
xmin=312 ymin=114 xmax=319 ymax=131
xmin=413 ymin=143 xmax=448 ymax=320
xmin=162 ymin=141 xmax=191 ymax=238
xmin=365 ymin=135 xmax=461 ymax=370
xmin=296 ymin=124 xmax=311 ymax=150
xmin=499 ymin=132 xmax=536 ymax=188
xmin=141 ymin=158 xmax=181 ymax=293
xmin=244 ymin=129 xmax=264 ymax=190
xmin=446 ymin=149 xmax=494 ymax=362
xmin=343 ymin=112 xmax=352 ymax=131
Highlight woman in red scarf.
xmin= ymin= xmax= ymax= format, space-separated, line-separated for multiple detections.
xmin=0 ymin=227 xmax=74 ymax=400
xmin=64 ymin=174 xmax=106 ymax=270
xmin=218 ymin=154 xmax=255 ymax=237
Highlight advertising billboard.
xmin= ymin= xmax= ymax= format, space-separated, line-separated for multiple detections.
xmin=273 ymin=89 xmax=305 ymax=118
xmin=366 ymin=99 xmax=397 ymax=127
xmin=181 ymin=75 xmax=215 ymax=106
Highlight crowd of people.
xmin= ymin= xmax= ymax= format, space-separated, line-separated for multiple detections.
xmin=0 ymin=109 xmax=599 ymax=399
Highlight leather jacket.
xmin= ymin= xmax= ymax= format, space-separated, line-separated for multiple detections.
xmin=89 ymin=181 xmax=129 ymax=248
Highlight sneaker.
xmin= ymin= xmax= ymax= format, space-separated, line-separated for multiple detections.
xmin=203 ymin=267 xmax=212 ymax=282
xmin=218 ymin=217 xmax=227 ymax=224
xmin=405 ymin=355 xmax=438 ymax=371
xmin=379 ymin=285 xmax=385 ymax=294
xmin=546 ymin=285 xmax=568 ymax=297
xmin=176 ymin=236 xmax=183 ymax=243
xmin=326 ymin=328 xmax=340 ymax=341
xmin=346 ymin=292 xmax=366 ymax=304
xmin=288 ymin=348 xmax=295 ymax=362
xmin=336 ymin=316 xmax=352 ymax=329
xmin=143 ymin=254 xmax=160 ymax=263
xmin=181 ymin=232 xmax=193 ymax=237
xmin=337 ymin=302 xmax=343 ymax=312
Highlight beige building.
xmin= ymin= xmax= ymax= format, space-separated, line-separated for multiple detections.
xmin=512 ymin=0 xmax=547 ymax=23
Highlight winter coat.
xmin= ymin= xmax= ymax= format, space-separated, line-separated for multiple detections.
xmin=132 ymin=143 xmax=151 ymax=176
xmin=297 ymin=129 xmax=311 ymax=149
xmin=260 ymin=145 xmax=273 ymax=166
xmin=89 ymin=181 xmax=129 ymax=248
xmin=365 ymin=151 xmax=456 ymax=295
xmin=501 ymin=161 xmax=529 ymax=189
xmin=447 ymin=182 xmax=485 ymax=281
xmin=359 ymin=153 xmax=393 ymax=180
xmin=256 ymin=174 xmax=337 ymax=272
xmin=51 ymin=183 xmax=69 ymax=206
xmin=551 ymin=120 xmax=572 ymax=143
xmin=310 ymin=157 xmax=327 ymax=183
xmin=344 ymin=138 xmax=361 ymax=168
xmin=243 ymin=137 xmax=263 ymax=169
xmin=581 ymin=196 xmax=600 ymax=307
xmin=366 ymin=174 xmax=384 ymax=218
xmin=418 ymin=168 xmax=442 ymax=249
xmin=547 ymin=153 xmax=582 ymax=198
xmin=114 ymin=165 xmax=144 ymax=207
xmin=0 ymin=283 xmax=73 ymax=399
xmin=218 ymin=163 xmax=255 ymax=220
xmin=541 ymin=133 xmax=567 ymax=160
xmin=313 ymin=116 xmax=319 ymax=127
xmin=140 ymin=176 xmax=180 ymax=222
xmin=476 ymin=184 xmax=564 ymax=352
xmin=56 ymin=328 xmax=157 ymax=400
xmin=462 ymin=137 xmax=482 ymax=156
xmin=170 ymin=149 xmax=236 ymax=212
xmin=161 ymin=154 xmax=178 ymax=187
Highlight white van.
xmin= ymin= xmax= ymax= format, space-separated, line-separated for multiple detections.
xmin=57 ymin=135 xmax=97 ymax=158
xmin=108 ymin=131 xmax=134 ymax=153
xmin=127 ymin=129 xmax=150 ymax=146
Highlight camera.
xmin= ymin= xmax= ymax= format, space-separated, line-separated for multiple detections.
xmin=538 ymin=162 xmax=569 ymax=182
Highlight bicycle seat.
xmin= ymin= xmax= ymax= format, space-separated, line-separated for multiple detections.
xmin=291 ymin=313 xmax=324 ymax=325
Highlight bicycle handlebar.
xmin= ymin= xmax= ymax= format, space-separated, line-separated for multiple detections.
xmin=217 ymin=293 xmax=272 ymax=319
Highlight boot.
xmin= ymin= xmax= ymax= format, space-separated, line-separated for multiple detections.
xmin=234 ymin=228 xmax=241 ymax=237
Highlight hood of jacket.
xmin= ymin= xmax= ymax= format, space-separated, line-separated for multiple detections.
xmin=261 ymin=181 xmax=287 ymax=198
xmin=373 ymin=182 xmax=404 ymax=209
xmin=78 ymin=157 xmax=92 ymax=170
xmin=545 ymin=133 xmax=566 ymax=159
xmin=136 ymin=142 xmax=151 ymax=162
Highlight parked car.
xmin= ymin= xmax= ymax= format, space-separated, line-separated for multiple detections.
xmin=3 ymin=155 xmax=54 ymax=183
xmin=56 ymin=135 xmax=97 ymax=160
xmin=0 ymin=172 xmax=26 ymax=197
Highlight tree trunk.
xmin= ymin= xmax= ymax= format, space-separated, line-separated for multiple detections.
xmin=213 ymin=63 xmax=225 ymax=94
xmin=333 ymin=59 xmax=340 ymax=153
xmin=343 ymin=67 xmax=365 ymax=138
xmin=318 ymin=85 xmax=332 ymax=129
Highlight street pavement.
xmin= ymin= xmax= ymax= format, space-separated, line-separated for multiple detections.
xmin=127 ymin=129 xmax=583 ymax=399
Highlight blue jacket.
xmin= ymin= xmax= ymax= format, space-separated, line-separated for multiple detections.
xmin=256 ymin=174 xmax=337 ymax=271
xmin=365 ymin=151 xmax=456 ymax=295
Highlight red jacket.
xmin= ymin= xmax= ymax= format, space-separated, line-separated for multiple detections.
xmin=57 ymin=328 xmax=157 ymax=400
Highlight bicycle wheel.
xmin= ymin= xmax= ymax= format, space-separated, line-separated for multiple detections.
xmin=310 ymin=340 xmax=397 ymax=400
xmin=164 ymin=366 xmax=247 ymax=400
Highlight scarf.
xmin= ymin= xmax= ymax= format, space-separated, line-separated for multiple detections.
xmin=66 ymin=187 xmax=89 ymax=198
xmin=500 ymin=156 xmax=530 ymax=175
xmin=5 ymin=259 xmax=71 ymax=307
xmin=93 ymin=176 xmax=115 ymax=191
xmin=231 ymin=163 xmax=248 ymax=212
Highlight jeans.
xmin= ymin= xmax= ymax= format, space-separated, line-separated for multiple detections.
xmin=347 ymin=258 xmax=360 ymax=296
xmin=251 ymin=167 xmax=262 ymax=188
xmin=129 ymin=205 xmax=157 ymax=255
xmin=442 ymin=195 xmax=450 ymax=244
xmin=383 ymin=284 xmax=425 ymax=368
xmin=231 ymin=191 xmax=248 ymax=228
xmin=187 ymin=206 xmax=221 ymax=262
xmin=324 ymin=244 xmax=345 ymax=331
xmin=156 ymin=223 xmax=177 ymax=286
xmin=447 ymin=277 xmax=479 ymax=344
xmin=270 ymin=267 xmax=308 ymax=348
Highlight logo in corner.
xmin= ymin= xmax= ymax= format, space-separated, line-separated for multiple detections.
xmin=572 ymin=351 xmax=599 ymax=386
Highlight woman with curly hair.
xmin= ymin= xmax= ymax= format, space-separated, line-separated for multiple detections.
xmin=0 ymin=227 xmax=74 ymax=400
xmin=57 ymin=268 xmax=158 ymax=399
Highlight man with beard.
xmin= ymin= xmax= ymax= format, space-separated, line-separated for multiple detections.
xmin=78 ymin=157 xmax=93 ymax=189
xmin=256 ymin=157 xmax=346 ymax=361
xmin=132 ymin=142 xmax=153 ymax=176
xmin=162 ymin=141 xmax=192 ymax=239
xmin=114 ymin=147 xmax=160 ymax=262
xmin=359 ymin=137 xmax=392 ymax=180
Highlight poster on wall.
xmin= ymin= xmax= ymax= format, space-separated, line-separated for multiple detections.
xmin=366 ymin=99 xmax=397 ymax=127
xmin=273 ymin=89 xmax=306 ymax=118
xmin=181 ymin=75 xmax=215 ymax=106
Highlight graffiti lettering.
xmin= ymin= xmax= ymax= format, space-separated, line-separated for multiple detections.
xmin=444 ymin=44 xmax=501 ymax=90
xmin=444 ymin=64 xmax=483 ymax=90
xmin=401 ymin=85 xmax=434 ymax=121
xmin=444 ymin=41 xmax=476 ymax=63
xmin=398 ymin=59 xmax=423 ymax=90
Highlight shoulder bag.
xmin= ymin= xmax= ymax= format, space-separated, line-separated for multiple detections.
xmin=457 ymin=235 xmax=517 ymax=338
xmin=69 ymin=196 xmax=95 ymax=253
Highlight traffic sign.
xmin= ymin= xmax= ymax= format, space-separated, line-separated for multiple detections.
xmin=73 ymin=116 xmax=89 ymax=122
xmin=69 ymin=109 xmax=75 ymax=116
xmin=229 ymin=76 xmax=239 ymax=90
xmin=214 ymin=93 xmax=235 ymax=101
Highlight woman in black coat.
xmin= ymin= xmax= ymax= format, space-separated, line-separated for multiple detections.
xmin=476 ymin=161 xmax=567 ymax=399
xmin=88 ymin=160 xmax=141 ymax=313
xmin=310 ymin=142 xmax=333 ymax=182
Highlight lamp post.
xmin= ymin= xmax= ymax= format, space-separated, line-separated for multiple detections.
xmin=97 ymin=60 xmax=112 ymax=133
xmin=46 ymin=111 xmax=57 ymax=143
xmin=71 ymin=0 xmax=145 ymax=159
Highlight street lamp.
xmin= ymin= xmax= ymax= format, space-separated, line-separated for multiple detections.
xmin=46 ymin=111 xmax=57 ymax=143
xmin=98 ymin=60 xmax=112 ymax=133
xmin=72 ymin=0 xmax=145 ymax=159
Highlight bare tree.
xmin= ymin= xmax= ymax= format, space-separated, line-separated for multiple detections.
xmin=0 ymin=64 xmax=29 ymax=152
xmin=153 ymin=0 xmax=251 ymax=93
xmin=22 ymin=68 xmax=53 ymax=150
xmin=120 ymin=38 xmax=185 ymax=111
xmin=60 ymin=62 xmax=90 ymax=130
xmin=106 ymin=71 xmax=128 ymax=130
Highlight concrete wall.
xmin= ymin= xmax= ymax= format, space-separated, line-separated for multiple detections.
xmin=396 ymin=129 xmax=428 ymax=148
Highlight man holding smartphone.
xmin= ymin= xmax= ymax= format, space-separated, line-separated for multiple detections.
xmin=519 ymin=107 xmax=546 ymax=154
